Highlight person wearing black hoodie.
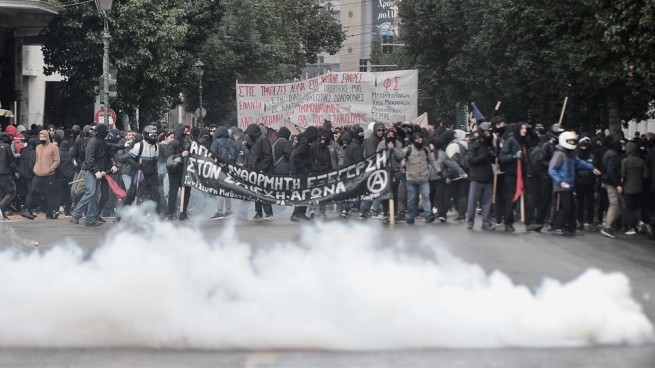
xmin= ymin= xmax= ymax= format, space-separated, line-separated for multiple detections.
xmin=499 ymin=122 xmax=530 ymax=232
xmin=209 ymin=126 xmax=237 ymax=219
xmin=599 ymin=138 xmax=624 ymax=238
xmin=0 ymin=132 xmax=17 ymax=219
xmin=466 ymin=122 xmax=496 ymax=231
xmin=166 ymin=124 xmax=191 ymax=220
xmin=290 ymin=126 xmax=319 ymax=222
xmin=244 ymin=123 xmax=274 ymax=220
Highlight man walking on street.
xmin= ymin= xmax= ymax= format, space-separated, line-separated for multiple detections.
xmin=22 ymin=129 xmax=60 ymax=220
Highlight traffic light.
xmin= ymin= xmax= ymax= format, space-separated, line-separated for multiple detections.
xmin=359 ymin=59 xmax=368 ymax=72
xmin=108 ymin=66 xmax=118 ymax=100
xmin=382 ymin=35 xmax=393 ymax=54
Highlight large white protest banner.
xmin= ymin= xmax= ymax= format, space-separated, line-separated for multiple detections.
xmin=236 ymin=70 xmax=418 ymax=129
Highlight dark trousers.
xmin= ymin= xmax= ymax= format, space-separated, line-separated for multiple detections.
xmin=431 ymin=179 xmax=449 ymax=219
xmin=623 ymin=193 xmax=644 ymax=230
xmin=26 ymin=175 xmax=57 ymax=215
xmin=124 ymin=174 xmax=161 ymax=214
xmin=381 ymin=178 xmax=401 ymax=217
xmin=532 ymin=175 xmax=552 ymax=225
xmin=0 ymin=174 xmax=17 ymax=211
xmin=503 ymin=175 xmax=517 ymax=225
xmin=447 ymin=179 xmax=468 ymax=219
xmin=167 ymin=173 xmax=190 ymax=216
xmin=575 ymin=185 xmax=595 ymax=224
xmin=56 ymin=177 xmax=72 ymax=215
xmin=553 ymin=191 xmax=576 ymax=232
xmin=494 ymin=173 xmax=506 ymax=224
xmin=255 ymin=201 xmax=273 ymax=216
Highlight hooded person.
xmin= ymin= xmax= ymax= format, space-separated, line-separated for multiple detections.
xmin=498 ymin=122 xmax=531 ymax=232
xmin=0 ymin=132 xmax=17 ymax=219
xmin=621 ymin=141 xmax=649 ymax=235
xmin=244 ymin=123 xmax=274 ymax=221
xmin=165 ymin=124 xmax=191 ymax=220
xmin=271 ymin=126 xmax=293 ymax=175
xmin=21 ymin=129 xmax=60 ymax=220
xmin=5 ymin=125 xmax=25 ymax=155
xmin=70 ymin=124 xmax=113 ymax=226
xmin=208 ymin=126 xmax=238 ymax=220
xmin=290 ymin=126 xmax=319 ymax=222
xmin=465 ymin=122 xmax=496 ymax=231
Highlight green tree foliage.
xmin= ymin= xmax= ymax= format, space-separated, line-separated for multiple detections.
xmin=189 ymin=0 xmax=345 ymax=126
xmin=42 ymin=0 xmax=223 ymax=125
xmin=399 ymin=0 xmax=655 ymax=136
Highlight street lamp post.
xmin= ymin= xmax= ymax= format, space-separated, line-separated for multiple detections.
xmin=193 ymin=59 xmax=205 ymax=126
xmin=95 ymin=0 xmax=113 ymax=126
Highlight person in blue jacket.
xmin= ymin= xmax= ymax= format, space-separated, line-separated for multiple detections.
xmin=548 ymin=131 xmax=601 ymax=235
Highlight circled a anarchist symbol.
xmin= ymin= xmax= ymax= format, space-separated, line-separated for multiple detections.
xmin=367 ymin=170 xmax=388 ymax=194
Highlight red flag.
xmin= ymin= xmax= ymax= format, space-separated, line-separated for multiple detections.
xmin=105 ymin=175 xmax=126 ymax=200
xmin=513 ymin=159 xmax=524 ymax=202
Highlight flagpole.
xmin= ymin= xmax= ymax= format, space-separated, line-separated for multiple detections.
xmin=558 ymin=96 xmax=569 ymax=128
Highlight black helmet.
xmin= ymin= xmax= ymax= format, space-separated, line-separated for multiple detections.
xmin=534 ymin=123 xmax=545 ymax=134
xmin=143 ymin=125 xmax=158 ymax=144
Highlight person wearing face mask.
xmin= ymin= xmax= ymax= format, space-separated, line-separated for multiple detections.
xmin=21 ymin=129 xmax=60 ymax=220
xmin=403 ymin=132 xmax=444 ymax=224
xmin=574 ymin=137 xmax=597 ymax=230
xmin=466 ymin=122 xmax=496 ymax=231
xmin=549 ymin=131 xmax=601 ymax=235
xmin=70 ymin=123 xmax=115 ymax=226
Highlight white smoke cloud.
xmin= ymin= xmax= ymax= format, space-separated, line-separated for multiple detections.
xmin=0 ymin=212 xmax=652 ymax=350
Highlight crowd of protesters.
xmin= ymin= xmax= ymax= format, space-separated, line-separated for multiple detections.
xmin=0 ymin=118 xmax=653 ymax=241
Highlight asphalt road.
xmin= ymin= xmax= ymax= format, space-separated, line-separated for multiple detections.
xmin=1 ymin=209 xmax=655 ymax=368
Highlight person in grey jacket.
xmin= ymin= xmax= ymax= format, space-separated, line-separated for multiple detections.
xmin=404 ymin=132 xmax=465 ymax=224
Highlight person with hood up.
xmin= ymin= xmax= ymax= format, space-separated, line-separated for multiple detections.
xmin=498 ymin=122 xmax=531 ymax=232
xmin=290 ymin=126 xmax=319 ymax=222
xmin=165 ymin=124 xmax=191 ymax=220
xmin=600 ymin=138 xmax=624 ymax=238
xmin=621 ymin=141 xmax=649 ymax=236
xmin=313 ymin=128 xmax=335 ymax=220
xmin=0 ymin=132 xmax=17 ymax=219
xmin=21 ymin=129 xmax=60 ymax=220
xmin=70 ymin=123 xmax=113 ymax=226
xmin=244 ymin=123 xmax=274 ymax=220
xmin=548 ymin=131 xmax=600 ymax=235
xmin=359 ymin=122 xmax=386 ymax=219
xmin=466 ymin=122 xmax=496 ymax=231
xmin=210 ymin=126 xmax=237 ymax=219
xmin=377 ymin=127 xmax=407 ymax=224
xmin=272 ymin=126 xmax=293 ymax=175
xmin=5 ymin=124 xmax=25 ymax=156
xmin=574 ymin=137 xmax=597 ymax=230
xmin=16 ymin=137 xmax=37 ymax=213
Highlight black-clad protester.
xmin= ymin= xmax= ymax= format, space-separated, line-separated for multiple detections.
xmin=166 ymin=125 xmax=191 ymax=220
xmin=290 ymin=126 xmax=319 ymax=222
xmin=0 ymin=132 xmax=17 ymax=220
xmin=244 ymin=123 xmax=274 ymax=220
xmin=466 ymin=122 xmax=496 ymax=231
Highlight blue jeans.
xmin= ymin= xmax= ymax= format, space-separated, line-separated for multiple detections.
xmin=406 ymin=180 xmax=431 ymax=219
xmin=72 ymin=170 xmax=100 ymax=224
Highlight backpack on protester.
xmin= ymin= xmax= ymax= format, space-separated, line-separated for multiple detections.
xmin=455 ymin=142 xmax=473 ymax=173
xmin=216 ymin=139 xmax=237 ymax=164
